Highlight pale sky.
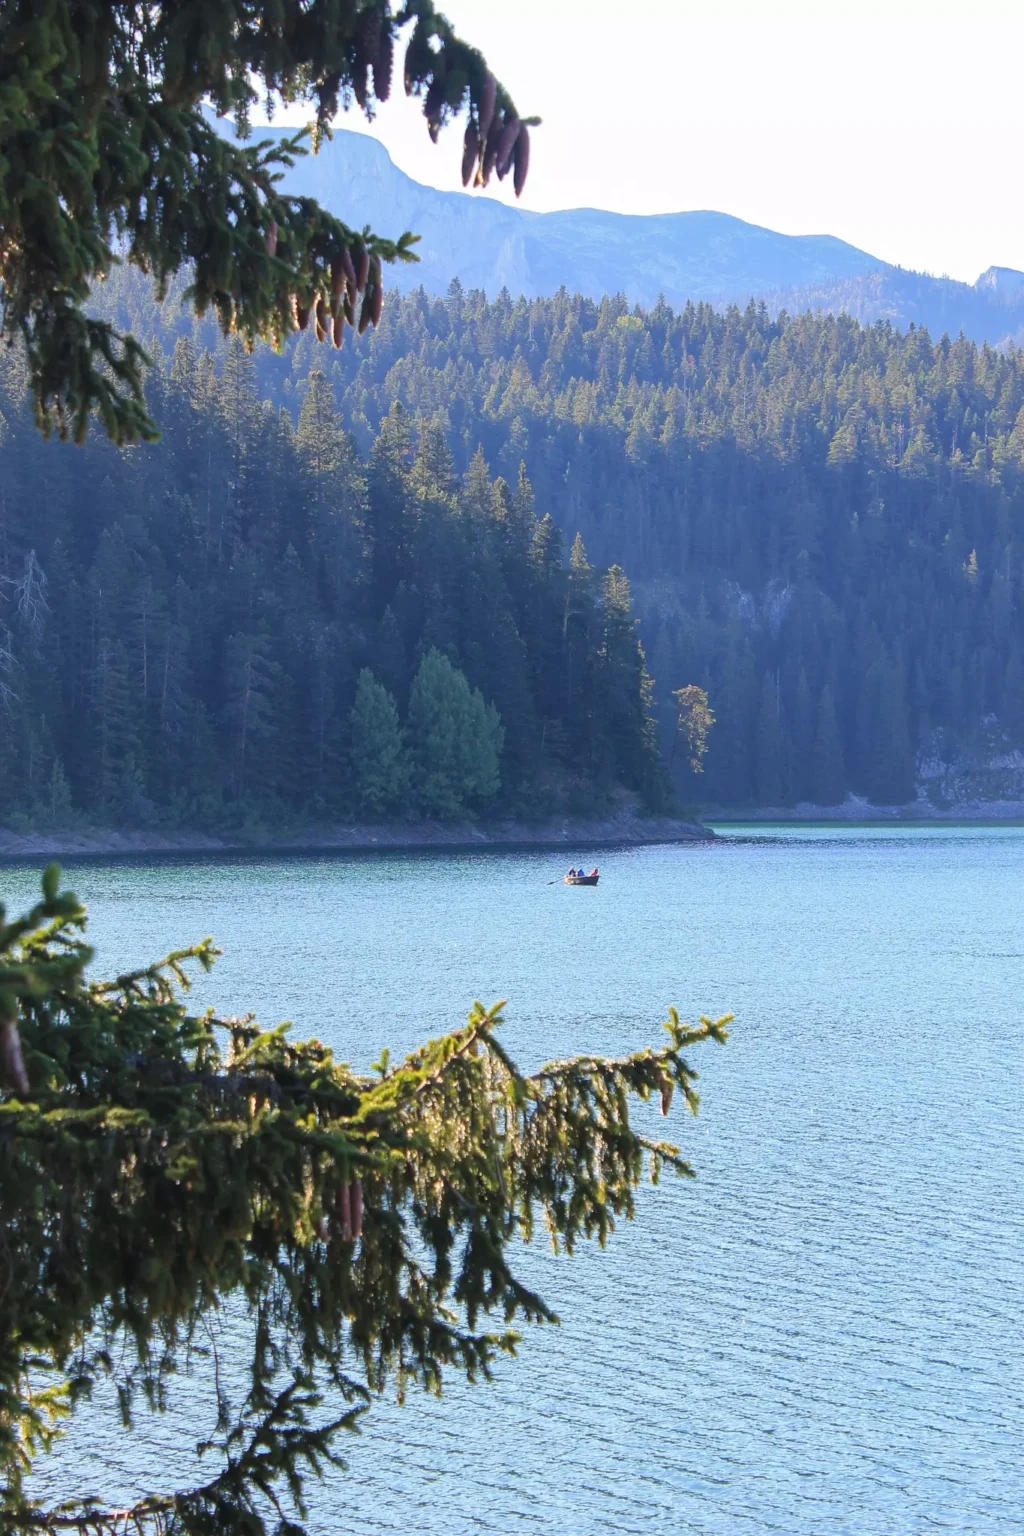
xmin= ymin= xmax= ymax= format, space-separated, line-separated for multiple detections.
xmin=257 ymin=0 xmax=1024 ymax=283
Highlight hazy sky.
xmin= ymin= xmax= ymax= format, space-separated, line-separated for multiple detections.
xmin=259 ymin=0 xmax=1023 ymax=283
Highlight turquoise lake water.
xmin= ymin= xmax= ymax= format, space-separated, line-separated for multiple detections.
xmin=9 ymin=825 xmax=1024 ymax=1533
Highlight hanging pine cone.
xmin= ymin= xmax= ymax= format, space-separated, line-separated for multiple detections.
xmin=341 ymin=246 xmax=358 ymax=293
xmin=461 ymin=122 xmax=480 ymax=187
xmin=513 ymin=125 xmax=530 ymax=197
xmin=315 ymin=297 xmax=329 ymax=342
xmin=357 ymin=246 xmax=370 ymax=291
xmin=333 ymin=311 xmax=345 ymax=348
xmin=478 ymin=71 xmax=497 ymax=140
xmin=358 ymin=291 xmax=372 ymax=333
xmin=351 ymin=1178 xmax=364 ymax=1239
xmin=331 ymin=252 xmax=346 ymax=301
xmin=373 ymin=24 xmax=393 ymax=101
xmin=495 ymin=115 xmax=521 ymax=181
xmin=481 ymin=116 xmax=502 ymax=184
xmin=265 ymin=220 xmax=278 ymax=258
xmin=370 ymin=275 xmax=383 ymax=327
xmin=0 ymin=1017 xmax=28 ymax=1094
xmin=295 ymin=297 xmax=310 ymax=332
xmin=423 ymin=74 xmax=447 ymax=130
xmin=660 ymin=1076 xmax=674 ymax=1116
xmin=335 ymin=1180 xmax=352 ymax=1242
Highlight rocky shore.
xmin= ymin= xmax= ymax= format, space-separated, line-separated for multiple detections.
xmin=0 ymin=807 xmax=715 ymax=860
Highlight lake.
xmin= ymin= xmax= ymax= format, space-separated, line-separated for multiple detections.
xmin=10 ymin=825 xmax=1024 ymax=1534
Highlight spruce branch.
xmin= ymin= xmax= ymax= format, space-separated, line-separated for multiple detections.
xmin=0 ymin=0 xmax=537 ymax=444
xmin=1 ymin=868 xmax=727 ymax=1534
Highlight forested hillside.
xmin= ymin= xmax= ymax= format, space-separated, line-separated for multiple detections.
xmin=0 ymin=342 xmax=662 ymax=828
xmin=6 ymin=273 xmax=1024 ymax=819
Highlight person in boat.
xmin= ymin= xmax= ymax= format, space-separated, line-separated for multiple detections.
xmin=589 ymin=867 xmax=598 ymax=878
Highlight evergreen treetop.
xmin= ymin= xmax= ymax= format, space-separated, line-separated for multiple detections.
xmin=349 ymin=666 xmax=409 ymax=813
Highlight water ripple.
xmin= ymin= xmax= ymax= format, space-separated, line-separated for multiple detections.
xmin=11 ymin=827 xmax=1024 ymax=1533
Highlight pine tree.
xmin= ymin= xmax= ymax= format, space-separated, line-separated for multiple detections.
xmin=564 ymin=532 xmax=597 ymax=770
xmin=461 ymin=444 xmax=497 ymax=524
xmin=88 ymin=637 xmax=140 ymax=810
xmin=349 ymin=669 xmax=409 ymax=816
xmin=367 ymin=404 xmax=414 ymax=612
xmin=596 ymin=565 xmax=662 ymax=799
xmin=301 ymin=371 xmax=368 ymax=613
xmin=223 ymin=633 xmax=281 ymax=802
xmin=527 ymin=512 xmax=565 ymax=733
xmin=1004 ymin=648 xmax=1024 ymax=743
xmin=791 ymin=668 xmax=814 ymax=801
xmin=478 ymin=606 xmax=539 ymax=805
xmin=508 ymin=463 xmax=540 ymax=571
xmin=877 ymin=661 xmax=917 ymax=804
xmin=707 ymin=636 xmax=757 ymax=805
xmin=857 ymin=658 xmax=916 ymax=804
xmin=297 ymin=369 xmax=346 ymax=482
xmin=411 ymin=415 xmax=456 ymax=504
xmin=371 ymin=606 xmax=409 ymax=711
xmin=811 ymin=684 xmax=846 ymax=805
xmin=407 ymin=649 xmax=503 ymax=818
xmin=46 ymin=756 xmax=73 ymax=824
xmin=755 ymin=671 xmax=786 ymax=806
xmin=672 ymin=685 xmax=715 ymax=774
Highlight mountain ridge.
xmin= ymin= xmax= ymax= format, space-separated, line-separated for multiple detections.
xmin=251 ymin=122 xmax=1024 ymax=344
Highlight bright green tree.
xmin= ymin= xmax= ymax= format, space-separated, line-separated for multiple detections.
xmin=0 ymin=0 xmax=537 ymax=444
xmin=0 ymin=867 xmax=730 ymax=1536
xmin=349 ymin=667 xmax=409 ymax=814
xmin=672 ymin=685 xmax=716 ymax=774
xmin=407 ymin=648 xmax=503 ymax=817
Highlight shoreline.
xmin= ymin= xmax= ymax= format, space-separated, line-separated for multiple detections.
xmin=707 ymin=795 xmax=1024 ymax=823
xmin=6 ymin=797 xmax=1024 ymax=860
xmin=0 ymin=810 xmax=715 ymax=860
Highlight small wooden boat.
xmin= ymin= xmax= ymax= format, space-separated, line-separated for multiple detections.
xmin=564 ymin=872 xmax=599 ymax=886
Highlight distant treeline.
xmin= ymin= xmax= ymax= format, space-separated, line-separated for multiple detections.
xmin=0 ymin=343 xmax=661 ymax=827
xmin=6 ymin=273 xmax=1024 ymax=817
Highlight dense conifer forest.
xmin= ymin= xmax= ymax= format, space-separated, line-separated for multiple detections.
xmin=5 ymin=272 xmax=1024 ymax=823
xmin=0 ymin=334 xmax=661 ymax=827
